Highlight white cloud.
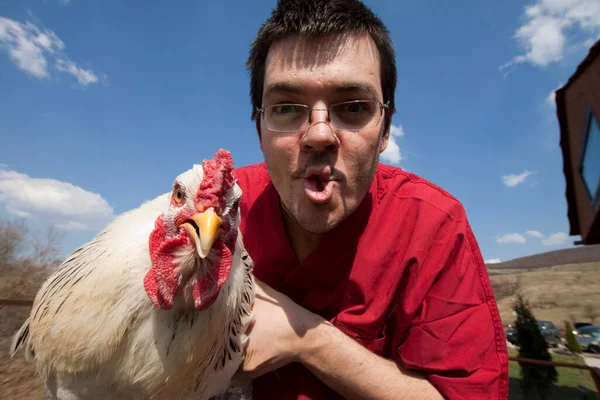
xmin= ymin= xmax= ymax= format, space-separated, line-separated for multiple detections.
xmin=380 ymin=124 xmax=404 ymax=165
xmin=12 ymin=210 xmax=30 ymax=218
xmin=0 ymin=163 xmax=7 ymax=169
xmin=502 ymin=0 xmax=600 ymax=69
xmin=485 ymin=258 xmax=502 ymax=264
xmin=496 ymin=233 xmax=527 ymax=244
xmin=542 ymin=232 xmax=569 ymax=245
xmin=526 ymin=230 xmax=545 ymax=238
xmin=546 ymin=89 xmax=556 ymax=106
xmin=390 ymin=124 xmax=405 ymax=138
xmin=502 ymin=170 xmax=533 ymax=187
xmin=0 ymin=168 xmax=115 ymax=231
xmin=56 ymin=58 xmax=98 ymax=86
xmin=0 ymin=18 xmax=63 ymax=78
xmin=583 ymin=37 xmax=597 ymax=48
xmin=545 ymin=82 xmax=564 ymax=107
xmin=0 ymin=17 xmax=101 ymax=86
xmin=57 ymin=221 xmax=88 ymax=231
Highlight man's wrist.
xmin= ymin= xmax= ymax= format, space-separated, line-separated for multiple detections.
xmin=295 ymin=318 xmax=340 ymax=367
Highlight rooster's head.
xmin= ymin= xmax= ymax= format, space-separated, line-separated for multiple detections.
xmin=144 ymin=149 xmax=242 ymax=311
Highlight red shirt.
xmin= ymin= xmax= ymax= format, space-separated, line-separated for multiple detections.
xmin=235 ymin=162 xmax=508 ymax=400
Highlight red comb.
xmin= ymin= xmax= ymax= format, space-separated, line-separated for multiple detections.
xmin=197 ymin=149 xmax=236 ymax=209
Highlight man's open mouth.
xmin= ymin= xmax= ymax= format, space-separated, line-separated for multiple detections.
xmin=303 ymin=176 xmax=334 ymax=204
xmin=307 ymin=175 xmax=326 ymax=192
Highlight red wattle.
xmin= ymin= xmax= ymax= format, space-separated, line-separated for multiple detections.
xmin=145 ymin=216 xmax=188 ymax=310
xmin=192 ymin=241 xmax=232 ymax=310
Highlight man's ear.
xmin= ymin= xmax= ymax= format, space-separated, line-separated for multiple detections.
xmin=380 ymin=110 xmax=395 ymax=154
xmin=255 ymin=117 xmax=264 ymax=152
xmin=379 ymin=126 xmax=390 ymax=154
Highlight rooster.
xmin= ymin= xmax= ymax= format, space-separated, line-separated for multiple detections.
xmin=10 ymin=149 xmax=255 ymax=400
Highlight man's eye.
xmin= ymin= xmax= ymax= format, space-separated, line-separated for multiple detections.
xmin=343 ymin=102 xmax=367 ymax=113
xmin=274 ymin=104 xmax=300 ymax=114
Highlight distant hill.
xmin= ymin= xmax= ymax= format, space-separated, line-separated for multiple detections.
xmin=489 ymin=262 xmax=600 ymax=328
xmin=486 ymin=244 xmax=600 ymax=270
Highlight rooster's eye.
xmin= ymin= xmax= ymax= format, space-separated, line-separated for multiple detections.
xmin=173 ymin=187 xmax=185 ymax=204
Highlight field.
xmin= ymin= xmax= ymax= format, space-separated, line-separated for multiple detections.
xmin=488 ymin=262 xmax=600 ymax=329
xmin=0 ymin=260 xmax=49 ymax=399
xmin=1 ymin=307 xmax=47 ymax=399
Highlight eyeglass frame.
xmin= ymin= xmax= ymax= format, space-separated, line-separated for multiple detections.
xmin=256 ymin=99 xmax=390 ymax=133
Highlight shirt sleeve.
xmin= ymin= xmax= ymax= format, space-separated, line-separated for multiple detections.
xmin=392 ymin=216 xmax=509 ymax=400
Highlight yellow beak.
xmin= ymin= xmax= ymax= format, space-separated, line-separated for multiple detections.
xmin=181 ymin=207 xmax=223 ymax=258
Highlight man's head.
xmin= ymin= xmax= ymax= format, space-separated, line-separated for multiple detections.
xmin=246 ymin=0 xmax=396 ymax=234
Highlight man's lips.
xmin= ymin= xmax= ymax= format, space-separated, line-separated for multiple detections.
xmin=302 ymin=165 xmax=333 ymax=181
xmin=303 ymin=178 xmax=335 ymax=204
xmin=297 ymin=166 xmax=337 ymax=204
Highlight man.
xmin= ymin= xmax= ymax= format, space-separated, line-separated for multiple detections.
xmin=234 ymin=0 xmax=509 ymax=399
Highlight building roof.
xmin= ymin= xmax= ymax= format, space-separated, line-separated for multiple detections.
xmin=555 ymin=38 xmax=600 ymax=237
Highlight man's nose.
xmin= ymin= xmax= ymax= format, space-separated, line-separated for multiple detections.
xmin=299 ymin=108 xmax=340 ymax=152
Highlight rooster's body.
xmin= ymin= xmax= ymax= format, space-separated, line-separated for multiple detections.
xmin=11 ymin=150 xmax=255 ymax=400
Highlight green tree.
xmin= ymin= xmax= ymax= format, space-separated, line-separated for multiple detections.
xmin=513 ymin=292 xmax=557 ymax=399
xmin=564 ymin=320 xmax=582 ymax=353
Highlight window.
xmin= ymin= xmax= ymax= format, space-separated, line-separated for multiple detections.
xmin=580 ymin=108 xmax=600 ymax=209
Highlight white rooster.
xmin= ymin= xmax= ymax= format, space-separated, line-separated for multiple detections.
xmin=10 ymin=149 xmax=255 ymax=400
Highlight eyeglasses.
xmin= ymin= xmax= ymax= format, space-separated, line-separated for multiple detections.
xmin=256 ymin=100 xmax=389 ymax=133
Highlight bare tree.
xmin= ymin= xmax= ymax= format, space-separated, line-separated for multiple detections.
xmin=31 ymin=225 xmax=65 ymax=267
xmin=0 ymin=218 xmax=28 ymax=265
xmin=0 ymin=218 xmax=61 ymax=299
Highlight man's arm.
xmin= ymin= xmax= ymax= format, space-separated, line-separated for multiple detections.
xmin=300 ymin=316 xmax=444 ymax=400
xmin=241 ymin=280 xmax=444 ymax=400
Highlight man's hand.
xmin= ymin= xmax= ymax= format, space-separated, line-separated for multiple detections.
xmin=241 ymin=279 xmax=444 ymax=399
xmin=241 ymin=279 xmax=325 ymax=378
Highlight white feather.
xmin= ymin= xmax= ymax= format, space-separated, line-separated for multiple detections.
xmin=11 ymin=167 xmax=255 ymax=400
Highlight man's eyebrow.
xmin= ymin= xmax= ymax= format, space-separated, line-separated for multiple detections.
xmin=264 ymin=82 xmax=304 ymax=97
xmin=263 ymin=81 xmax=380 ymax=99
xmin=333 ymin=82 xmax=379 ymax=98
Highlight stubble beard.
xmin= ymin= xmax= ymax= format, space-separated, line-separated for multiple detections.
xmin=276 ymin=162 xmax=377 ymax=235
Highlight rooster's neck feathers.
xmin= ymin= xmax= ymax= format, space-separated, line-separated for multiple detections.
xmin=11 ymin=185 xmax=255 ymax=399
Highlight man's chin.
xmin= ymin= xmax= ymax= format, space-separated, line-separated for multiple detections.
xmin=292 ymin=205 xmax=346 ymax=234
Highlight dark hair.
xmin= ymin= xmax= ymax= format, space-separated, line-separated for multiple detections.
xmin=246 ymin=0 xmax=396 ymax=136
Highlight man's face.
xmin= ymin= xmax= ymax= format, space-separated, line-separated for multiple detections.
xmin=259 ymin=33 xmax=390 ymax=234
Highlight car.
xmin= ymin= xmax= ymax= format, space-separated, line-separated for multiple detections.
xmin=573 ymin=325 xmax=600 ymax=352
xmin=505 ymin=327 xmax=518 ymax=346
xmin=536 ymin=320 xmax=562 ymax=347
xmin=573 ymin=322 xmax=594 ymax=330
xmin=589 ymin=336 xmax=600 ymax=353
xmin=503 ymin=321 xmax=562 ymax=348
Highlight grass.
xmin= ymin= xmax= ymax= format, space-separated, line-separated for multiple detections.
xmin=508 ymin=348 xmax=600 ymax=399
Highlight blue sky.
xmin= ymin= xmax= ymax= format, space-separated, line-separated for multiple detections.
xmin=1 ymin=0 xmax=599 ymax=264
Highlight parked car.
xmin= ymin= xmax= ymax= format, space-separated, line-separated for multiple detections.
xmin=573 ymin=325 xmax=600 ymax=352
xmin=506 ymin=327 xmax=518 ymax=346
xmin=537 ymin=320 xmax=562 ymax=347
xmin=573 ymin=322 xmax=594 ymax=330
xmin=503 ymin=321 xmax=562 ymax=347
xmin=589 ymin=336 xmax=600 ymax=353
